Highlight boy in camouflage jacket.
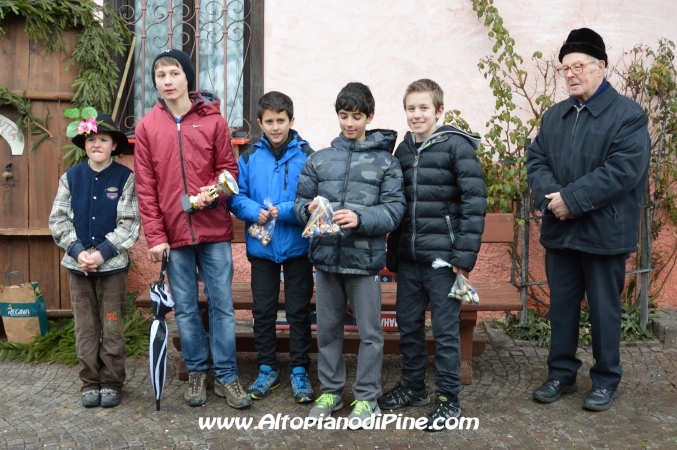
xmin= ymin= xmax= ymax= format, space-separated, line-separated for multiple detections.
xmin=294 ymin=82 xmax=405 ymax=424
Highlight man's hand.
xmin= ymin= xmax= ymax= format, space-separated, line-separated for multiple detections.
xmin=258 ymin=208 xmax=271 ymax=225
xmin=194 ymin=186 xmax=216 ymax=210
xmin=545 ymin=192 xmax=573 ymax=220
xmin=148 ymin=243 xmax=171 ymax=262
xmin=333 ymin=209 xmax=358 ymax=229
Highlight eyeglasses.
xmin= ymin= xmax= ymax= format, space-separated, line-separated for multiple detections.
xmin=556 ymin=61 xmax=598 ymax=77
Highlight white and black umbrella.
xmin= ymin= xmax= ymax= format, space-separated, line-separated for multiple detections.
xmin=149 ymin=251 xmax=174 ymax=411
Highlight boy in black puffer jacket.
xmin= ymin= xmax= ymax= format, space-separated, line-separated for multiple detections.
xmin=380 ymin=79 xmax=487 ymax=431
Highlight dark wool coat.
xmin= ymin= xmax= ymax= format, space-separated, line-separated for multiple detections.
xmin=387 ymin=125 xmax=487 ymax=272
xmin=527 ymin=84 xmax=651 ymax=255
xmin=294 ymin=129 xmax=406 ymax=275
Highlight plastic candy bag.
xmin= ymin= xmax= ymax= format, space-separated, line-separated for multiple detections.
xmin=448 ymin=274 xmax=480 ymax=305
xmin=248 ymin=198 xmax=276 ymax=245
xmin=302 ymin=196 xmax=342 ymax=238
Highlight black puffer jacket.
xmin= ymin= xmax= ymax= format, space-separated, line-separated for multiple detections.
xmin=387 ymin=125 xmax=487 ymax=272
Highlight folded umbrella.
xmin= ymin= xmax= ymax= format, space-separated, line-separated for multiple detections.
xmin=149 ymin=251 xmax=174 ymax=411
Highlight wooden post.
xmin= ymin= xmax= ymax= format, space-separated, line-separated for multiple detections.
xmin=639 ymin=183 xmax=651 ymax=330
xmin=519 ymin=190 xmax=530 ymax=325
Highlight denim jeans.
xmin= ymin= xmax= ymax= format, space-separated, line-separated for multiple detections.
xmin=166 ymin=241 xmax=237 ymax=384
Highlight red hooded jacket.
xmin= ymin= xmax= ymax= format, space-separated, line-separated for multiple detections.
xmin=134 ymin=91 xmax=238 ymax=249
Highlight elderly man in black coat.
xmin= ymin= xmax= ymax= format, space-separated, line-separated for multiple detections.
xmin=527 ymin=28 xmax=651 ymax=411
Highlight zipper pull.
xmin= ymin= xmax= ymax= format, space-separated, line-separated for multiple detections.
xmin=177 ymin=122 xmax=181 ymax=132
xmin=284 ymin=162 xmax=289 ymax=190
xmin=275 ymin=162 xmax=279 ymax=172
xmin=414 ymin=155 xmax=419 ymax=167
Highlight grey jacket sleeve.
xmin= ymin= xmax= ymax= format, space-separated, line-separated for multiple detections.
xmin=353 ymin=156 xmax=406 ymax=236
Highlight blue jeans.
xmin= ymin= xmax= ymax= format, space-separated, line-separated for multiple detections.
xmin=166 ymin=241 xmax=237 ymax=384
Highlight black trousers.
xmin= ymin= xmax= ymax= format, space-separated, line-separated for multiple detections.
xmin=545 ymin=248 xmax=627 ymax=390
xmin=250 ymin=256 xmax=314 ymax=371
xmin=396 ymin=260 xmax=461 ymax=402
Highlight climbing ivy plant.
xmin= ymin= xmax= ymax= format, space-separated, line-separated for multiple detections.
xmin=445 ymin=0 xmax=560 ymax=212
xmin=0 ymin=0 xmax=131 ymax=164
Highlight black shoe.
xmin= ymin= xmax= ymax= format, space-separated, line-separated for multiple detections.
xmin=532 ymin=379 xmax=577 ymax=403
xmin=583 ymin=387 xmax=618 ymax=411
xmin=424 ymin=394 xmax=461 ymax=432
xmin=377 ymin=380 xmax=430 ymax=410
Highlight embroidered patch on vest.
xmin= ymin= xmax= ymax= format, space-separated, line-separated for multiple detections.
xmin=106 ymin=187 xmax=119 ymax=199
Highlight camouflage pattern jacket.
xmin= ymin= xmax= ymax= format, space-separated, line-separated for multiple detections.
xmin=294 ymin=129 xmax=405 ymax=275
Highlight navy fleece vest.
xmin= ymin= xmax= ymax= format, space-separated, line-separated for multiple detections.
xmin=66 ymin=161 xmax=132 ymax=249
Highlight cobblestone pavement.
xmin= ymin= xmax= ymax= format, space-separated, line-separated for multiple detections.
xmin=1 ymin=320 xmax=676 ymax=449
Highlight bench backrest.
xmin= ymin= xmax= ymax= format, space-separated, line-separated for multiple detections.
xmin=230 ymin=213 xmax=514 ymax=245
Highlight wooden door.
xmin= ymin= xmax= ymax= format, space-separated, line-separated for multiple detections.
xmin=0 ymin=17 xmax=77 ymax=317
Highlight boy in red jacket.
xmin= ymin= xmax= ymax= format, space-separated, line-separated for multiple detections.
xmin=134 ymin=49 xmax=249 ymax=409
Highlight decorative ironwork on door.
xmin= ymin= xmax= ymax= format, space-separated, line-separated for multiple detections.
xmin=115 ymin=0 xmax=252 ymax=138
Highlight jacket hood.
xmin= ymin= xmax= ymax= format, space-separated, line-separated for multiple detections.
xmin=158 ymin=90 xmax=222 ymax=117
xmin=255 ymin=129 xmax=308 ymax=151
xmin=332 ymin=128 xmax=398 ymax=153
xmin=409 ymin=125 xmax=481 ymax=151
xmin=255 ymin=129 xmax=309 ymax=161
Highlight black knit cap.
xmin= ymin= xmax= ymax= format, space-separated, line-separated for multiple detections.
xmin=152 ymin=48 xmax=196 ymax=92
xmin=71 ymin=113 xmax=129 ymax=156
xmin=559 ymin=28 xmax=608 ymax=65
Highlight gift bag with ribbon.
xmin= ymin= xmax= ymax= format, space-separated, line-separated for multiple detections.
xmin=0 ymin=271 xmax=49 ymax=343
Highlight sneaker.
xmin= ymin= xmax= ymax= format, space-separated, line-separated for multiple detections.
xmin=215 ymin=378 xmax=252 ymax=409
xmin=247 ymin=365 xmax=280 ymax=399
xmin=424 ymin=394 xmax=461 ymax=432
xmin=100 ymin=388 xmax=121 ymax=408
xmin=184 ymin=371 xmax=207 ymax=407
xmin=81 ymin=389 xmax=100 ymax=408
xmin=308 ymin=393 xmax=343 ymax=418
xmin=290 ymin=367 xmax=315 ymax=403
xmin=347 ymin=400 xmax=381 ymax=428
xmin=377 ymin=380 xmax=430 ymax=410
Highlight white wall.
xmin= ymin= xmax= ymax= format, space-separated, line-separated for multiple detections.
xmin=263 ymin=0 xmax=677 ymax=148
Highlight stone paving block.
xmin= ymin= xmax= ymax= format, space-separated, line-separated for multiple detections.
xmin=2 ymin=320 xmax=677 ymax=449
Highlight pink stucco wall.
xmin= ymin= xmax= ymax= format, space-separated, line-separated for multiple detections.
xmin=263 ymin=0 xmax=677 ymax=149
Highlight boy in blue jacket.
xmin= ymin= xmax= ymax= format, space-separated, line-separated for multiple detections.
xmin=229 ymin=91 xmax=315 ymax=403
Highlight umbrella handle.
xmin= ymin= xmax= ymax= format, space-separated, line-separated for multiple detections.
xmin=160 ymin=250 xmax=169 ymax=283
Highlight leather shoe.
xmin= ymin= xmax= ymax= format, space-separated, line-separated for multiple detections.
xmin=532 ymin=379 xmax=577 ymax=403
xmin=583 ymin=387 xmax=618 ymax=411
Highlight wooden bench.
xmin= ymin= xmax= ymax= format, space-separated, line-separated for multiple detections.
xmin=136 ymin=214 xmax=522 ymax=385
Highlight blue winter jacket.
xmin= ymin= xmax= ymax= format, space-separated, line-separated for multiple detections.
xmin=229 ymin=130 xmax=314 ymax=263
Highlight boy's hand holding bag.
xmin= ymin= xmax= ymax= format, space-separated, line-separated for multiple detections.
xmin=0 ymin=271 xmax=49 ymax=343
xmin=302 ymin=196 xmax=343 ymax=238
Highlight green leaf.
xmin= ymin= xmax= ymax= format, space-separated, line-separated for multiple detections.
xmin=80 ymin=106 xmax=97 ymax=120
xmin=66 ymin=121 xmax=80 ymax=137
xmin=63 ymin=107 xmax=80 ymax=119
